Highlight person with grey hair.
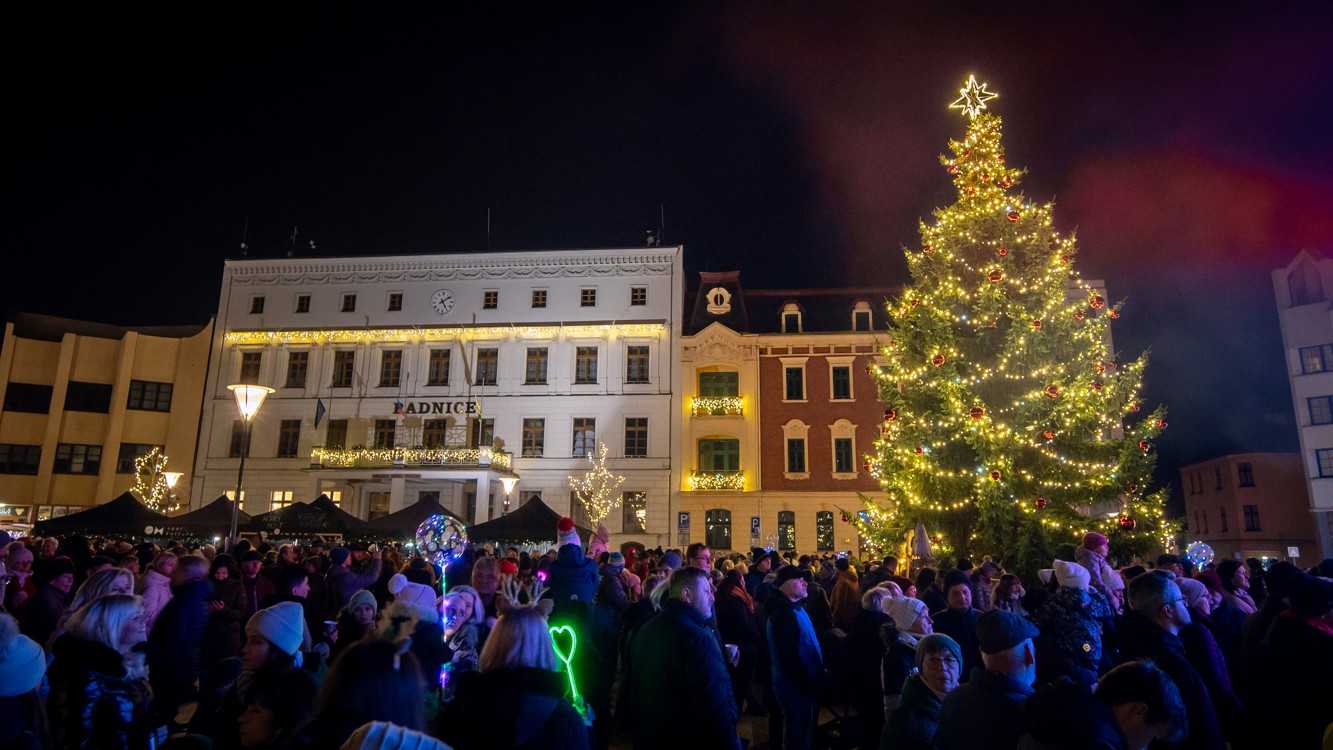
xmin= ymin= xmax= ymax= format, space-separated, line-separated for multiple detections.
xmin=1118 ymin=571 xmax=1225 ymax=750
xmin=936 ymin=609 xmax=1038 ymax=750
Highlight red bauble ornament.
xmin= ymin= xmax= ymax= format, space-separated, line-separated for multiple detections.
xmin=970 ymin=406 xmax=985 ymax=420
xmin=1128 ymin=402 xmax=1139 ymax=412
xmin=863 ymin=460 xmax=872 ymax=473
xmin=987 ymin=320 xmax=998 ymax=328
xmin=1138 ymin=440 xmax=1150 ymax=451
xmin=1074 ymin=311 xmax=1085 ymax=320
xmin=1042 ymin=429 xmax=1056 ymax=440
xmin=1035 ymin=497 xmax=1047 ymax=509
xmin=1092 ymin=382 xmax=1103 ymax=392
xmin=1032 ymin=320 xmax=1043 ymax=329
xmin=1107 ymin=362 xmax=1117 ymax=369
xmin=922 ymin=245 xmax=933 ymax=253
xmin=1090 ymin=295 xmax=1106 ymax=309
xmin=988 ymin=271 xmax=1004 ymax=283
xmin=1108 ymin=310 xmax=1120 ymax=319
xmin=915 ymin=446 xmax=925 ymax=455
xmin=946 ymin=163 xmax=958 ymax=174
xmin=841 ymin=513 xmax=851 ymax=523
xmin=1119 ymin=515 xmax=1137 ymax=531
xmin=997 ymin=155 xmax=1006 ymax=163
xmin=910 ymin=298 xmax=920 ymax=307
xmin=1058 ymin=255 xmax=1069 ymax=264
xmin=1000 ymin=177 xmax=1013 ymax=188
xmin=962 ymin=149 xmax=972 ymax=158
xmin=997 ymin=247 xmax=1008 ymax=256
xmin=1007 ymin=210 xmax=1021 ymax=222
xmin=1044 ymin=384 xmax=1061 ymax=398
xmin=990 ymin=470 xmax=1002 ymax=481
xmin=1094 ymin=362 xmax=1105 ymax=373
xmin=884 ymin=409 xmax=897 ymax=422
xmin=1127 ymin=483 xmax=1137 ymax=493
xmin=964 ymin=187 xmax=977 ymax=196
xmin=1156 ymin=419 xmax=1167 ymax=429
xmin=931 ymin=354 xmax=946 ymax=367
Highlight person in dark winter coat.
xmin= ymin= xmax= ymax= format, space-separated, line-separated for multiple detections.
xmin=917 ymin=568 xmax=947 ymax=614
xmin=1247 ymin=571 xmax=1333 ymax=750
xmin=844 ymin=588 xmax=895 ymax=750
xmin=936 ymin=610 xmax=1037 ymax=750
xmin=46 ymin=595 xmax=153 ymax=750
xmin=1018 ymin=660 xmax=1187 ymax=750
xmin=880 ymin=633 xmax=960 ymax=750
xmin=439 ymin=607 xmax=591 ymax=750
xmin=767 ymin=565 xmax=829 ymax=750
xmin=1118 ymin=572 xmax=1225 ymax=750
xmin=145 ymin=554 xmax=213 ymax=729
xmin=1175 ymin=577 xmax=1246 ymax=740
xmin=543 ymin=521 xmax=599 ymax=629
xmin=18 ymin=555 xmax=74 ymax=647
xmin=324 ymin=546 xmax=382 ymax=615
xmin=715 ymin=568 xmax=761 ymax=714
xmin=202 ymin=554 xmax=247 ymax=670
xmin=626 ymin=566 xmax=740 ymax=750
xmin=929 ymin=571 xmax=982 ymax=684
xmin=287 ymin=640 xmax=427 ymax=750
xmin=1030 ymin=561 xmax=1108 ymax=690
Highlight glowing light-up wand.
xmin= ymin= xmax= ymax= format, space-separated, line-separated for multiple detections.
xmin=549 ymin=624 xmax=592 ymax=724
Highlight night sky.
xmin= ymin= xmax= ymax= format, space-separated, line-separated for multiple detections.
xmin=7 ymin=3 xmax=1333 ymax=512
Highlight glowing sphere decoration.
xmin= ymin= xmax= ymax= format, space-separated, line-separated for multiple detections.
xmin=415 ymin=514 xmax=467 ymax=566
xmin=1184 ymin=541 xmax=1215 ymax=567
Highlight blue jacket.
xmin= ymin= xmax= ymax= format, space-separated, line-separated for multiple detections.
xmin=544 ymin=544 xmax=598 ymax=628
xmin=765 ymin=594 xmax=827 ymax=698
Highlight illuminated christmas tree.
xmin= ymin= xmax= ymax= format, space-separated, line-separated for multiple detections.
xmin=568 ymin=442 xmax=626 ymax=527
xmin=851 ymin=77 xmax=1173 ymax=576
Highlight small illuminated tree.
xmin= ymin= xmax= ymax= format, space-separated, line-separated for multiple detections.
xmin=131 ymin=447 xmax=182 ymax=512
xmin=568 ymin=442 xmax=626 ymax=527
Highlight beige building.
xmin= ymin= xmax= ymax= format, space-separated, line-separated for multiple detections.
xmin=0 ymin=314 xmax=213 ymax=521
xmin=1180 ymin=452 xmax=1317 ymax=564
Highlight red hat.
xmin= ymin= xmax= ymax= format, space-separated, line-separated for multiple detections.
xmin=1081 ymin=532 xmax=1108 ymax=550
xmin=499 ymin=559 xmax=518 ymax=576
xmin=556 ymin=517 xmax=581 ymax=548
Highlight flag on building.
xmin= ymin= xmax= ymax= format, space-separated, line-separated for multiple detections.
xmin=314 ymin=398 xmax=327 ymax=428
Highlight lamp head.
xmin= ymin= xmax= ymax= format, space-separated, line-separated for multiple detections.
xmin=228 ymin=384 xmax=275 ymax=421
xmin=164 ymin=471 xmax=184 ymax=489
xmin=500 ymin=476 xmax=519 ymax=495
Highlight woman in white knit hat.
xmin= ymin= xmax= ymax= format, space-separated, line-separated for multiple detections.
xmin=0 ymin=612 xmax=50 ymax=748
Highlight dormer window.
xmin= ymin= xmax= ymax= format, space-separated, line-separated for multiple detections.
xmin=852 ymin=301 xmax=873 ymax=331
xmin=781 ymin=303 xmax=802 ymax=333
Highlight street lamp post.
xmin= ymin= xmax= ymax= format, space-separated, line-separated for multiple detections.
xmin=164 ymin=471 xmax=184 ymax=510
xmin=227 ymin=384 xmax=274 ymax=550
xmin=500 ymin=475 xmax=519 ymax=516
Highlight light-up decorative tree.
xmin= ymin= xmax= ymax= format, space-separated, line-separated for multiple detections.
xmin=849 ymin=76 xmax=1174 ymax=576
xmin=131 ymin=447 xmax=182 ymax=513
xmin=568 ymin=442 xmax=626 ymax=527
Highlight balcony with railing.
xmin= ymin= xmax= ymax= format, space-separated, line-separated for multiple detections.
xmin=691 ymin=396 xmax=744 ymax=417
xmin=311 ymin=446 xmax=512 ymax=471
xmin=689 ymin=470 xmax=745 ymax=491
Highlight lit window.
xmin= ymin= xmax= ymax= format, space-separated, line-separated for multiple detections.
xmin=573 ymin=418 xmax=596 ymax=457
xmin=522 ymin=419 xmax=545 ymax=457
xmin=525 ymin=348 xmax=548 ymax=385
xmin=271 ymin=491 xmax=294 ymax=510
xmin=778 ymin=510 xmax=795 ymax=551
xmin=575 ymin=347 xmax=598 ymax=384
xmin=622 ymin=492 xmax=647 ymax=533
xmin=626 ymin=346 xmax=650 ymax=383
xmin=475 ymin=348 xmax=498 ymax=386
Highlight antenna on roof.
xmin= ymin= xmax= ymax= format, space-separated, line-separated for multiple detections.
xmin=660 ymin=203 xmax=666 ymax=245
xmin=239 ymin=218 xmax=250 ymax=257
xmin=288 ymin=226 xmax=299 ymax=258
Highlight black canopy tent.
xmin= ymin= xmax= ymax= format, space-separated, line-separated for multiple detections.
xmin=32 ymin=491 xmax=173 ymax=538
xmin=465 ymin=497 xmax=593 ymax=548
xmin=244 ymin=494 xmax=368 ymax=538
xmin=364 ymin=495 xmax=466 ymax=540
xmin=160 ymin=496 xmax=251 ymax=538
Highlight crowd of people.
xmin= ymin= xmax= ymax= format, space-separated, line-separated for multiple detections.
xmin=0 ymin=523 xmax=1329 ymax=750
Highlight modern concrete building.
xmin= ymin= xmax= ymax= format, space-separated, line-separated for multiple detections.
xmin=1272 ymin=250 xmax=1333 ymax=559
xmin=1179 ymin=452 xmax=1317 ymax=564
xmin=191 ymin=247 xmax=683 ymax=547
xmin=0 ymin=314 xmax=213 ymax=522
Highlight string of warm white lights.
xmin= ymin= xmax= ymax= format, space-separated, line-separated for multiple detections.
xmin=568 ymin=442 xmax=626 ymax=526
xmin=225 ymin=323 xmax=666 ymax=345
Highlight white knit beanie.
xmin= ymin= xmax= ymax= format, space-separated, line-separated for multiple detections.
xmin=247 ymin=601 xmax=305 ymax=657
xmin=1053 ymin=560 xmax=1090 ymax=590
xmin=339 ymin=720 xmax=452 ymax=750
xmin=388 ymin=574 xmax=439 ymax=623
xmin=0 ymin=614 xmax=44 ymax=697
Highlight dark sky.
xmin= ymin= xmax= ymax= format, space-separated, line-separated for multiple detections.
xmin=7 ymin=2 xmax=1333 ymax=510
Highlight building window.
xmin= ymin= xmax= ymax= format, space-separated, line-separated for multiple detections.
xmin=786 ymin=438 xmax=807 ymax=473
xmin=3 ymin=383 xmax=53 ymax=414
xmin=473 ymin=348 xmax=498 ymax=386
xmin=1220 ymin=507 xmax=1228 ymax=533
xmin=295 ymin=294 xmax=311 ymax=313
xmin=326 ymin=419 xmax=348 ymax=449
xmin=699 ymin=371 xmax=739 ymax=397
xmin=705 ymin=509 xmax=732 ymax=550
xmin=1310 ymin=396 xmax=1333 ymax=425
xmin=379 ymin=350 xmax=403 ymax=387
xmin=0 ymin=444 xmax=41 ymax=475
xmin=423 ymin=419 xmax=449 ymax=448
xmin=698 ymin=438 xmax=740 ymax=472
xmin=374 ymin=419 xmax=396 ymax=449
xmin=831 ymin=366 xmax=852 ymax=400
xmin=341 ymin=293 xmax=357 ymax=312
xmin=276 ymin=419 xmax=301 ymax=458
xmin=575 ymin=347 xmax=598 ymax=384
xmin=573 ymin=418 xmax=596 ymax=457
xmin=1215 ymin=466 xmax=1223 ymax=490
xmin=580 ymin=288 xmax=597 ymax=307
xmin=285 ymin=352 xmax=309 ymax=389
xmin=525 ymin=348 xmax=549 ymax=385
xmin=623 ymin=492 xmax=647 ymax=533
xmin=625 ymin=418 xmax=648 ymax=457
xmin=1319 ymin=448 xmax=1333 ymax=477
xmin=626 ymin=346 xmax=650 ymax=383
xmin=1300 ymin=344 xmax=1333 ymax=374
xmin=816 ymin=511 xmax=834 ymax=551
xmin=427 ymin=349 xmax=451 ymax=386
xmin=117 ymin=443 xmax=160 ymax=473
xmin=532 ymin=289 xmax=547 ymax=308
xmin=387 ymin=292 xmax=403 ymax=311
xmin=631 ymin=286 xmax=647 ymax=306
xmin=230 ymin=421 xmax=250 ymax=458
xmin=781 ymin=303 xmax=802 ymax=333
xmin=54 ymin=444 xmax=101 ymax=474
xmin=522 ymin=418 xmax=545 ymax=457
xmin=1289 ymin=260 xmax=1324 ymax=306
xmin=482 ymin=290 xmax=498 ymax=309
xmin=331 ymin=351 xmax=355 ymax=388
xmin=471 ymin=418 xmax=495 ymax=448
xmin=64 ymin=381 xmax=112 ymax=413
xmin=834 ymin=437 xmax=854 ymax=474
xmin=238 ymin=351 xmax=262 ymax=382
xmin=250 ymin=296 xmax=265 ymax=314
xmin=223 ymin=490 xmax=247 ymax=510
xmin=1243 ymin=504 xmax=1261 ymax=532
xmin=127 ymin=380 xmax=173 ymax=412
xmin=1237 ymin=462 xmax=1254 ymax=487
xmin=853 ymin=308 xmax=872 ymax=332
xmin=271 ymin=491 xmax=294 ymax=510
xmin=1202 ymin=509 xmax=1209 ymax=534
xmin=569 ymin=491 xmax=591 ymax=529
xmin=785 ymin=367 xmax=805 ymax=400
xmin=778 ymin=510 xmax=795 ymax=551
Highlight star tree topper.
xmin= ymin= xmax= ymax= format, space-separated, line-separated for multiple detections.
xmin=950 ymin=75 xmax=998 ymax=119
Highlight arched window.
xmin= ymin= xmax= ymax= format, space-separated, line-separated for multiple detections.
xmin=1290 ymin=260 xmax=1325 ymax=306
xmin=706 ymin=509 xmax=732 ymax=550
xmin=816 ymin=511 xmax=834 ymax=551
xmin=778 ymin=510 xmax=796 ymax=551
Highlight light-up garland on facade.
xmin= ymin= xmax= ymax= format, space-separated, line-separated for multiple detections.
xmin=849 ymin=77 xmax=1175 ymax=570
xmin=690 ymin=397 xmax=744 ymax=416
xmin=690 ymin=471 xmax=746 ymax=491
xmin=568 ymin=442 xmax=626 ymax=526
xmin=312 ymin=446 xmax=512 ymax=471
xmin=225 ymin=322 xmax=666 ymax=346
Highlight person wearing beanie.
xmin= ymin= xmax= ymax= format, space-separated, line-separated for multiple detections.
xmin=18 ymin=554 xmax=76 ymax=647
xmin=3 ymin=543 xmax=38 ymax=612
xmin=883 ymin=632 xmax=961 ymax=750
xmin=766 ymin=565 xmax=829 ymax=750
xmin=330 ymin=588 xmax=380 ymax=664
xmin=1053 ymin=559 xmax=1091 ymax=590
xmin=385 ymin=575 xmax=450 ymax=692
xmin=660 ymin=549 xmax=682 ymax=572
xmin=1030 ymin=560 xmax=1114 ymax=690
xmin=0 ymin=613 xmax=49 ymax=749
xmin=930 ymin=570 xmax=983 ymax=684
xmin=248 ymin=600 xmax=305 ymax=659
xmin=327 ymin=544 xmax=383 ymax=614
xmin=588 ymin=523 xmax=611 ymax=560
xmin=556 ymin=516 xmax=582 ymax=551
xmin=1075 ymin=531 xmax=1119 ymax=605
xmin=543 ymin=519 xmax=599 ymax=629
xmin=388 ymin=574 xmax=439 ymax=624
